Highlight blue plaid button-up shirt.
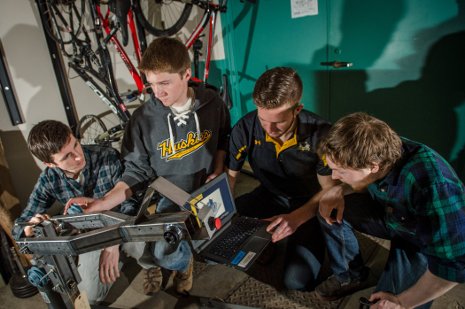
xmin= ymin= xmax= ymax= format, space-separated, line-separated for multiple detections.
xmin=367 ymin=138 xmax=465 ymax=283
xmin=13 ymin=145 xmax=136 ymax=239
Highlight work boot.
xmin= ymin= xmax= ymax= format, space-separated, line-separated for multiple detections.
xmin=315 ymin=268 xmax=369 ymax=301
xmin=143 ymin=266 xmax=163 ymax=295
xmin=173 ymin=258 xmax=194 ymax=294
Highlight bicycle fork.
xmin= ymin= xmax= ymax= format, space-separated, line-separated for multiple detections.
xmin=69 ymin=61 xmax=131 ymax=124
xmin=185 ymin=6 xmax=219 ymax=82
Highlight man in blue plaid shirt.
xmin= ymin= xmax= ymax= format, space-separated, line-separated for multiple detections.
xmin=314 ymin=113 xmax=465 ymax=308
xmin=12 ymin=120 xmax=136 ymax=304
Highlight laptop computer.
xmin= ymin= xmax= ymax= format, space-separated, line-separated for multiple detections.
xmin=153 ymin=173 xmax=271 ymax=271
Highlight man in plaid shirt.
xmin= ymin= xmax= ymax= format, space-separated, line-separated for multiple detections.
xmin=12 ymin=120 xmax=136 ymax=304
xmin=315 ymin=113 xmax=465 ymax=308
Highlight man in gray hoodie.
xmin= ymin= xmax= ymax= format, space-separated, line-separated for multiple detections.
xmin=65 ymin=37 xmax=231 ymax=294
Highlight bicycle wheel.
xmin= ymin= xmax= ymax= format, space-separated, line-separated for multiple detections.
xmin=134 ymin=0 xmax=193 ymax=37
xmin=41 ymin=0 xmax=87 ymax=46
xmin=76 ymin=114 xmax=108 ymax=145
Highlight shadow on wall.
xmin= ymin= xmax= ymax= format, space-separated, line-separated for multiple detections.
xmin=311 ymin=1 xmax=465 ymax=180
xmin=228 ymin=0 xmax=259 ymax=120
xmin=0 ymin=131 xmax=40 ymax=210
xmin=364 ymin=31 xmax=465 ymax=180
xmin=232 ymin=0 xmax=259 ymax=85
xmin=2 ymin=23 xmax=58 ymax=207
xmin=324 ymin=31 xmax=465 ymax=181
xmin=0 ymin=151 xmax=21 ymax=220
xmin=292 ymin=0 xmax=406 ymax=118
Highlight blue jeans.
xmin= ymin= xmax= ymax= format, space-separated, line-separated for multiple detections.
xmin=150 ymin=197 xmax=192 ymax=272
xmin=69 ymin=197 xmax=191 ymax=272
xmin=317 ymin=193 xmax=431 ymax=308
xmin=113 ymin=197 xmax=192 ymax=273
xmin=236 ymin=186 xmax=325 ymax=291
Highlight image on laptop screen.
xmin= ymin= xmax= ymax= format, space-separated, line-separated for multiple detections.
xmin=187 ymin=174 xmax=236 ymax=239
xmin=187 ymin=174 xmax=271 ymax=270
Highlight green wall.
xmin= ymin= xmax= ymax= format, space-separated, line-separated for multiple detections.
xmin=210 ymin=0 xmax=465 ymax=180
xmin=218 ymin=0 xmax=329 ymax=124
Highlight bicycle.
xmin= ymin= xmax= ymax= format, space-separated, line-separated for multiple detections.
xmin=133 ymin=0 xmax=223 ymax=83
xmin=133 ymin=0 xmax=255 ymax=108
xmin=39 ymin=0 xmax=253 ymax=145
xmin=38 ymin=0 xmax=148 ymax=145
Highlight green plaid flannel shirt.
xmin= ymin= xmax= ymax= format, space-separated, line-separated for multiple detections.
xmin=368 ymin=138 xmax=465 ymax=282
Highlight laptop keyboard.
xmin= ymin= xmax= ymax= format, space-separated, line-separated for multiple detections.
xmin=206 ymin=217 xmax=268 ymax=260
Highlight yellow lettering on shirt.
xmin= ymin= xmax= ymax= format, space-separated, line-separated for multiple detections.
xmin=158 ymin=130 xmax=212 ymax=161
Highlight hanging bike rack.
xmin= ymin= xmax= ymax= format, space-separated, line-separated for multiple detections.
xmin=0 ymin=40 xmax=23 ymax=126
xmin=34 ymin=0 xmax=79 ymax=131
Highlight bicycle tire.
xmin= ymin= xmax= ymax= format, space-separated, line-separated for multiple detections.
xmin=76 ymin=114 xmax=108 ymax=145
xmin=42 ymin=0 xmax=87 ymax=46
xmin=133 ymin=0 xmax=193 ymax=37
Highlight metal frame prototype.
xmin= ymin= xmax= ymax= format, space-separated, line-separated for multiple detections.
xmin=16 ymin=210 xmax=195 ymax=309
xmin=15 ymin=177 xmax=200 ymax=308
xmin=17 ymin=211 xmax=193 ymax=256
xmin=16 ymin=210 xmax=195 ymax=308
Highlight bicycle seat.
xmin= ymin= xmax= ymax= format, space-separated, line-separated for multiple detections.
xmin=109 ymin=0 xmax=131 ymax=46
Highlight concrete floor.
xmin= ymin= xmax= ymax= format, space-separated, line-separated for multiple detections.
xmin=1 ymin=173 xmax=464 ymax=308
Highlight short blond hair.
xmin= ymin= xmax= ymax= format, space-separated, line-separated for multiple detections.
xmin=318 ymin=112 xmax=402 ymax=170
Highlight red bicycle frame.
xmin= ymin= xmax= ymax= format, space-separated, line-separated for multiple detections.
xmin=185 ymin=2 xmax=223 ymax=82
xmin=95 ymin=3 xmax=145 ymax=93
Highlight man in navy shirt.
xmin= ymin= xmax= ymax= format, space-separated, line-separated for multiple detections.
xmin=226 ymin=67 xmax=338 ymax=290
xmin=316 ymin=112 xmax=465 ymax=308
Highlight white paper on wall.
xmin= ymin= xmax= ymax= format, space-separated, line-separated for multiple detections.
xmin=291 ymin=0 xmax=318 ymax=19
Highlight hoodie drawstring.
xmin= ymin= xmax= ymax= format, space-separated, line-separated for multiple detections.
xmin=167 ymin=113 xmax=176 ymax=154
xmin=172 ymin=111 xmax=190 ymax=126
xmin=193 ymin=111 xmax=201 ymax=137
xmin=167 ymin=110 xmax=201 ymax=155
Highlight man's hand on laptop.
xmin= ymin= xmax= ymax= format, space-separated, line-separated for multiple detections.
xmin=64 ymin=197 xmax=100 ymax=214
xmin=265 ymin=213 xmax=301 ymax=242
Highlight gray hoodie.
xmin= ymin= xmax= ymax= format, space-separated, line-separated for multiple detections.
xmin=121 ymin=84 xmax=230 ymax=195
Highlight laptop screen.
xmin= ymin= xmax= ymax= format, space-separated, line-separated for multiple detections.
xmin=187 ymin=173 xmax=237 ymax=250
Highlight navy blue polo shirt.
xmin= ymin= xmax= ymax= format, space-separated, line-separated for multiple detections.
xmin=226 ymin=110 xmax=331 ymax=199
